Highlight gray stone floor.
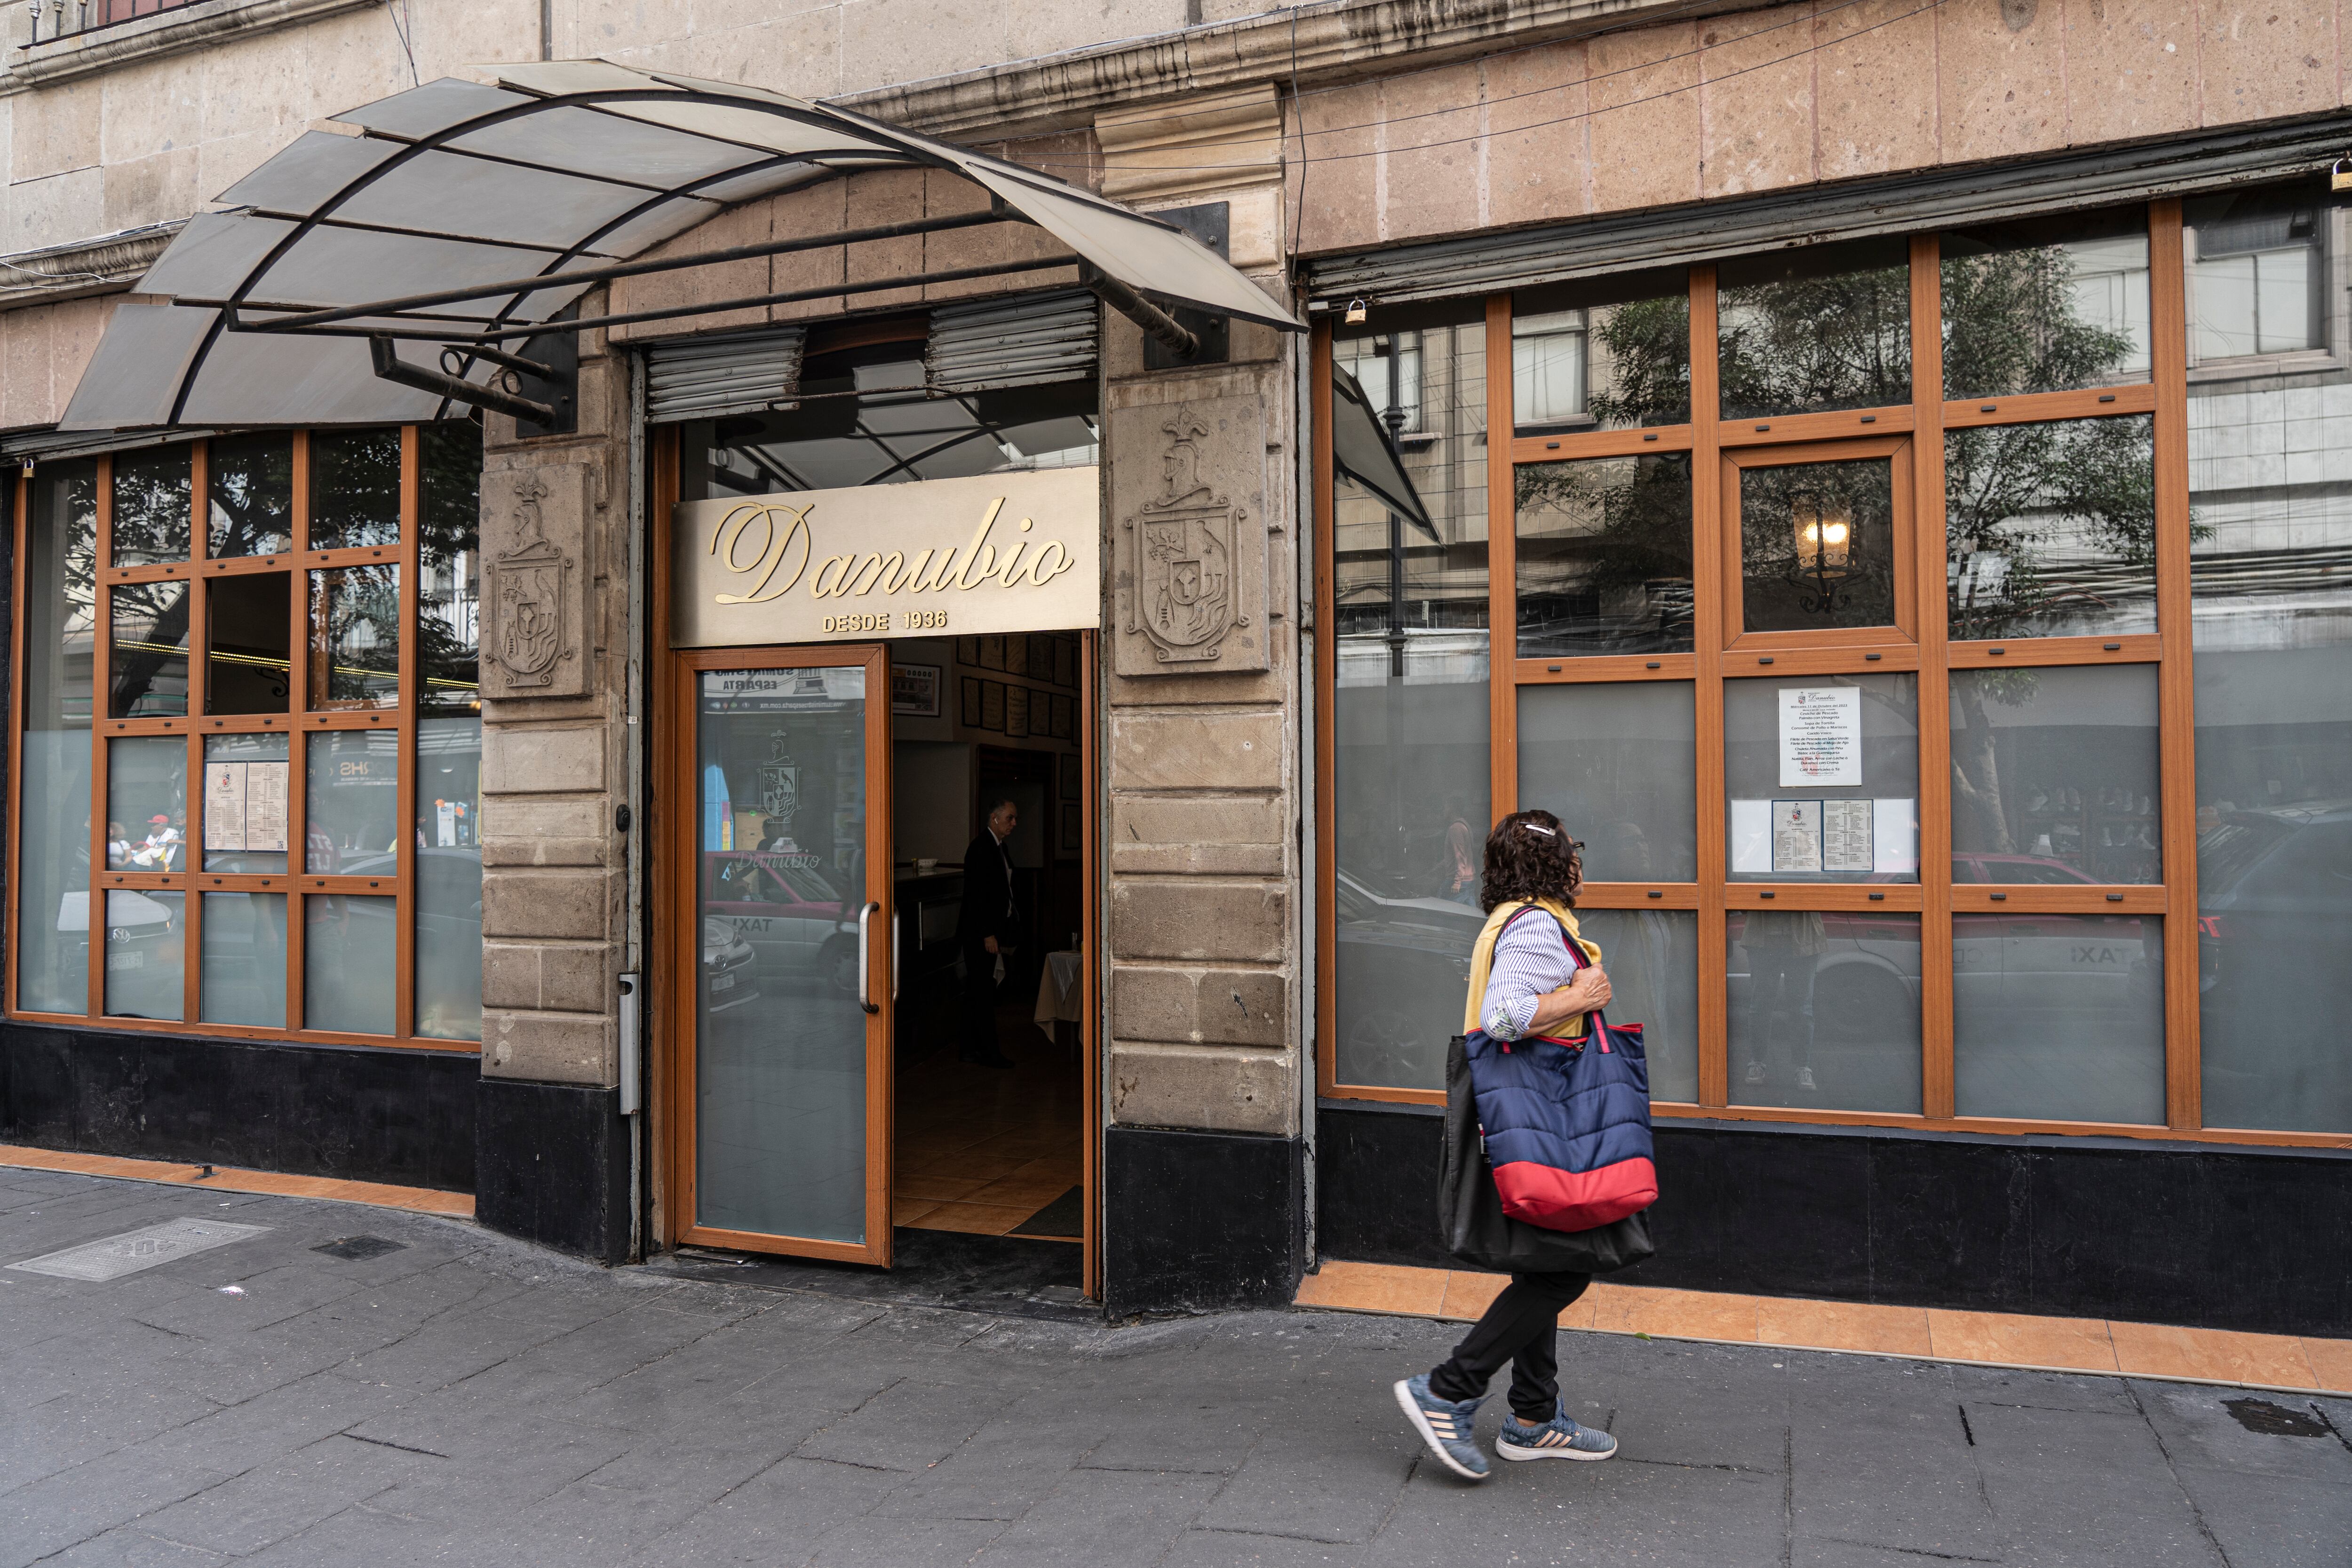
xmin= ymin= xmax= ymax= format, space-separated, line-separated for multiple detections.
xmin=4 ymin=1167 xmax=2350 ymax=1568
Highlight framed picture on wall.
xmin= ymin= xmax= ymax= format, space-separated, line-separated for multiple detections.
xmin=1004 ymin=635 xmax=1028 ymax=677
xmin=1057 ymin=749 xmax=1081 ymax=799
xmin=1053 ymin=637 xmax=1078 ymax=689
xmin=980 ymin=680 xmax=1005 ymax=731
xmin=1027 ymin=634 xmax=1054 ymax=680
xmin=1051 ymin=693 xmax=1073 ymax=739
xmin=957 ymin=636 xmax=981 ymax=667
xmin=1005 ymin=685 xmax=1031 ymax=738
xmin=960 ymin=677 xmax=982 ymax=727
xmin=891 ymin=663 xmax=942 ymax=718
xmin=1059 ymin=800 xmax=1082 ymax=855
xmin=978 ymin=635 xmax=1005 ymax=670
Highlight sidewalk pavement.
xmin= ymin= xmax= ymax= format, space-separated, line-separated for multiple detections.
xmin=4 ymin=1167 xmax=2348 ymax=1568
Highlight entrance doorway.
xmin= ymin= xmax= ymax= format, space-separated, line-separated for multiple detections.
xmin=661 ymin=638 xmax=1097 ymax=1289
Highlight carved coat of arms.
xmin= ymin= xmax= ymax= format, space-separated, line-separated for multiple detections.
xmin=1125 ymin=414 xmax=1248 ymax=663
xmin=487 ymin=471 xmax=575 ymax=691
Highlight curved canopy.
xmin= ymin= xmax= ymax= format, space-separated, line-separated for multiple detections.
xmin=63 ymin=60 xmax=1299 ymax=431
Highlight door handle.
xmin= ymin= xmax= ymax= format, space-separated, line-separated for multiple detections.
xmin=891 ymin=908 xmax=901 ymax=1002
xmin=858 ymin=900 xmax=881 ymax=1015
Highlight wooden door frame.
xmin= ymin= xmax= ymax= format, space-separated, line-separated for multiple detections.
xmin=664 ymin=640 xmax=897 ymax=1266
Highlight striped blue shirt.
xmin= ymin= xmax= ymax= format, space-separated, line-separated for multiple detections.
xmin=1481 ymin=909 xmax=1582 ymax=1041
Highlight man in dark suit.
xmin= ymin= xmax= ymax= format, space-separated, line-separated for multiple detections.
xmin=956 ymin=797 xmax=1021 ymax=1067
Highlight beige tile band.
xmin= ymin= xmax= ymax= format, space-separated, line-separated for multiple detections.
xmin=0 ymin=1143 xmax=475 ymax=1218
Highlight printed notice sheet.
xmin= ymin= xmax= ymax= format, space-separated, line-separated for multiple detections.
xmin=1822 ymin=799 xmax=1874 ymax=874
xmin=204 ymin=762 xmax=287 ymax=854
xmin=1779 ymin=686 xmax=1862 ymax=788
xmin=1770 ymin=799 xmax=1823 ymax=873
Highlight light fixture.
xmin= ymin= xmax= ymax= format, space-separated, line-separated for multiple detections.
xmin=1343 ymin=297 xmax=1367 ymax=325
xmin=1793 ymin=492 xmax=1853 ymax=614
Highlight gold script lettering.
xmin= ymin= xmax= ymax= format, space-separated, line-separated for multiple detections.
xmin=952 ymin=499 xmax=1006 ymax=590
xmin=708 ymin=502 xmax=813 ymax=604
xmin=1023 ymin=539 xmax=1073 ymax=587
xmin=810 ymin=554 xmax=857 ymax=597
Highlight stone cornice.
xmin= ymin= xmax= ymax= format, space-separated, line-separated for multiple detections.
xmin=0 ymin=221 xmax=180 ymax=308
xmin=1 ymin=0 xmax=382 ymax=97
xmin=831 ymin=0 xmax=1767 ymax=141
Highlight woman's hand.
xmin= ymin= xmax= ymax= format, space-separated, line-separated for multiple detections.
xmin=1526 ymin=965 xmax=1610 ymax=1032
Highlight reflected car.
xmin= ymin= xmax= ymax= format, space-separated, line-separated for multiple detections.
xmin=1949 ymin=854 xmax=2157 ymax=1016
xmin=703 ymin=917 xmax=760 ymax=1012
xmin=58 ymin=888 xmax=180 ymax=1017
xmin=1332 ymin=869 xmax=1483 ymax=1090
xmin=2195 ymin=802 xmax=2352 ymax=1121
xmin=701 ymin=852 xmax=860 ymax=991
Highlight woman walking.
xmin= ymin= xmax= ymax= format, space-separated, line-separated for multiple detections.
xmin=1394 ymin=808 xmax=1655 ymax=1480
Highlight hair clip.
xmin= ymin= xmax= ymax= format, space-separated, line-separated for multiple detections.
xmin=1520 ymin=822 xmax=1556 ymax=837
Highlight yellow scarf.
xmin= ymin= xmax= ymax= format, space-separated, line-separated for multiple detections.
xmin=1462 ymin=898 xmax=1603 ymax=1038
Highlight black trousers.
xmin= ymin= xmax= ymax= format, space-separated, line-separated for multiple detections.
xmin=1426 ymin=1269 xmax=1592 ymax=1422
xmin=959 ymin=946 xmax=1001 ymax=1056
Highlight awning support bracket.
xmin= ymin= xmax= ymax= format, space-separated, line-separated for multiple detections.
xmin=369 ymin=335 xmax=557 ymax=426
xmin=1078 ymin=260 xmax=1199 ymax=360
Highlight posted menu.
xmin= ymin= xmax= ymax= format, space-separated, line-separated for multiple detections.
xmin=204 ymin=761 xmax=288 ymax=854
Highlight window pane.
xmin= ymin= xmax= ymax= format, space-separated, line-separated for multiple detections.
xmin=1330 ymin=308 xmax=1489 ymax=1091
xmin=109 ymin=443 xmax=192 ymax=566
xmin=108 ymin=735 xmax=187 ymax=872
xmin=202 ymin=892 xmax=287 ymax=1028
xmin=206 ymin=572 xmax=292 ymax=714
xmin=109 ymin=579 xmax=191 ymax=717
xmin=1718 ymin=239 xmax=1911 ymax=421
xmin=1725 ymin=673 xmax=1919 ymax=883
xmin=17 ymin=462 xmax=96 ymax=1013
xmin=419 ymin=422 xmax=482 ymax=714
xmin=307 ymin=428 xmax=402 ymax=550
xmin=306 ymin=730 xmax=399 ymax=874
xmin=1512 ymin=269 xmax=1690 ymax=432
xmin=1518 ymin=682 xmax=1696 ymax=882
xmin=1946 ymin=415 xmax=2156 ymax=640
xmin=2189 ymin=316 xmax=2352 ymax=1131
xmin=1516 ymin=453 xmax=1693 ymax=657
xmin=202 ymin=732 xmax=289 ymax=874
xmin=1954 ymin=913 xmax=2162 ymax=1123
xmin=416 ymin=716 xmax=483 ymax=1043
xmin=207 ymin=433 xmax=293 ymax=557
xmin=308 ymin=564 xmax=399 ymax=709
xmin=1940 ymin=209 xmax=2151 ymax=399
xmin=1571 ymin=907 xmax=1698 ymax=1103
xmin=305 ymin=893 xmax=394 ymax=1034
xmin=2186 ymin=182 xmax=2326 ymax=362
xmin=1739 ymin=457 xmax=1898 ymax=633
xmin=1950 ymin=666 xmax=2159 ymax=884
xmin=105 ymin=888 xmax=184 ymax=1020
xmin=1730 ymin=909 xmax=1919 ymax=1111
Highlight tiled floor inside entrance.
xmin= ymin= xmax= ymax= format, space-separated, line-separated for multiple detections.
xmin=893 ymin=1003 xmax=1083 ymax=1240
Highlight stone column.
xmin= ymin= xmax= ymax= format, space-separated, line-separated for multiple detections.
xmin=471 ymin=307 xmax=635 ymax=1262
xmin=1096 ymin=86 xmax=1307 ymax=1313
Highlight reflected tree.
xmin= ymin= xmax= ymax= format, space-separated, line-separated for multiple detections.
xmin=1718 ymin=261 xmax=1910 ymax=419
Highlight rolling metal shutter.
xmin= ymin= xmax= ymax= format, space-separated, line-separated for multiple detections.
xmin=924 ymin=290 xmax=1098 ymax=392
xmin=1304 ymin=113 xmax=2352 ymax=310
xmin=644 ymin=326 xmax=807 ymax=423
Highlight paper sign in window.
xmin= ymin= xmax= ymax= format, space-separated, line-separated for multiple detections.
xmin=1779 ymin=686 xmax=1861 ymax=788
xmin=1822 ymin=799 xmax=1875 ymax=874
xmin=1770 ymin=799 xmax=1823 ymax=873
xmin=203 ymin=761 xmax=287 ymax=854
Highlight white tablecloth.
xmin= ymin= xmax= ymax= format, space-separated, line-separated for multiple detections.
xmin=1033 ymin=949 xmax=1083 ymax=1039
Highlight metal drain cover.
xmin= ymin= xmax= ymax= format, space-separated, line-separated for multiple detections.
xmin=313 ymin=1235 xmax=405 ymax=1261
xmin=9 ymin=1218 xmax=272 ymax=1281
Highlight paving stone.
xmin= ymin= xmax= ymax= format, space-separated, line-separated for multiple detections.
xmin=1963 ymin=1401 xmax=2228 ymax=1567
xmin=972 ymin=1469 xmax=1224 ymax=1565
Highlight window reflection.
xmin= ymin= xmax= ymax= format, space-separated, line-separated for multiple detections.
xmin=306 ymin=893 xmax=395 ymax=1034
xmin=107 ymin=735 xmax=187 ymax=873
xmin=1947 ymin=415 xmax=2155 ymax=640
xmin=1729 ymin=909 xmax=1920 ymax=1111
xmin=1950 ymin=666 xmax=2159 ymax=884
xmin=1718 ymin=239 xmax=1911 ymax=420
xmin=1516 ymin=453 xmax=1693 ymax=657
xmin=415 ymin=716 xmax=482 ymax=1043
xmin=308 ymin=564 xmax=399 ymax=709
xmin=1738 ymin=457 xmax=1897 ymax=632
xmin=206 ymin=573 xmax=291 ymax=715
xmin=1511 ymin=270 xmax=1690 ymax=432
xmin=109 ymin=580 xmax=191 ymax=718
xmin=1724 ymin=673 xmax=1919 ymax=884
xmin=1572 ymin=907 xmax=1698 ymax=1103
xmin=105 ymin=889 xmax=183 ymax=1021
xmin=2186 ymin=183 xmax=2327 ymax=362
xmin=308 ymin=429 xmax=402 ymax=549
xmin=110 ymin=444 xmax=192 ymax=566
xmin=419 ymin=422 xmax=482 ymax=713
xmin=1518 ymin=682 xmax=1696 ymax=883
xmin=201 ymin=891 xmax=287 ymax=1029
xmin=1940 ymin=209 xmax=2151 ymax=398
xmin=1954 ymin=913 xmax=2162 ymax=1123
xmin=207 ymin=434 xmax=293 ymax=557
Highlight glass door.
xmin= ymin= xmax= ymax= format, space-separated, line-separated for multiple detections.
xmin=673 ymin=644 xmax=893 ymax=1264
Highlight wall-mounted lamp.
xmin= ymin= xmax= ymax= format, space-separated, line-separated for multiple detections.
xmin=1794 ymin=499 xmax=1851 ymax=573
xmin=1343 ymin=297 xmax=1368 ymax=325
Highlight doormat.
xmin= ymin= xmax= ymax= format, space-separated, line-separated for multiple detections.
xmin=8 ymin=1218 xmax=272 ymax=1282
xmin=1009 ymin=1186 xmax=1082 ymax=1239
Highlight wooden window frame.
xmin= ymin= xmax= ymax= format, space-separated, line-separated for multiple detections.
xmin=7 ymin=428 xmax=481 ymax=1053
xmin=1313 ymin=202 xmax=2352 ymax=1150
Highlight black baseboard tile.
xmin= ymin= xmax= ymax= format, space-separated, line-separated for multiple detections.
xmin=1104 ymin=1124 xmax=1302 ymax=1315
xmin=473 ymin=1076 xmax=632 ymax=1266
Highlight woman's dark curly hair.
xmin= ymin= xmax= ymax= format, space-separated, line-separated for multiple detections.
xmin=1479 ymin=809 xmax=1584 ymax=913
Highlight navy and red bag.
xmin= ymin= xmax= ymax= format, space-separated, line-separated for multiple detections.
xmin=1461 ymin=906 xmax=1658 ymax=1234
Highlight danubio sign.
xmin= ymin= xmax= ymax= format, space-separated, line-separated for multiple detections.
xmin=671 ymin=469 xmax=1100 ymax=646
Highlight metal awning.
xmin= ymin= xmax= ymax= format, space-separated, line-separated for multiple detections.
xmin=62 ymin=60 xmax=1299 ymax=432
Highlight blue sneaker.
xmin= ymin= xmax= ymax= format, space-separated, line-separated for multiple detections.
xmin=1394 ymin=1374 xmax=1490 ymax=1480
xmin=1494 ymin=1401 xmax=1618 ymax=1462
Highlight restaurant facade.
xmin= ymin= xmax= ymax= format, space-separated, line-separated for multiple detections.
xmin=1 ymin=0 xmax=2348 ymax=1333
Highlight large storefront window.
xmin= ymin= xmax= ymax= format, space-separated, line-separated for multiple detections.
xmin=1319 ymin=179 xmax=2344 ymax=1143
xmin=11 ymin=425 xmax=484 ymax=1047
